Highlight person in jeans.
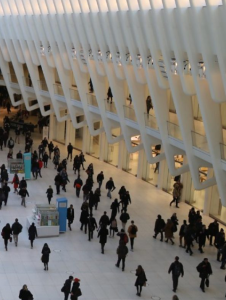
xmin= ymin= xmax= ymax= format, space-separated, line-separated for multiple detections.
xmin=120 ymin=209 xmax=130 ymax=230
xmin=168 ymin=256 xmax=184 ymax=292
xmin=11 ymin=218 xmax=23 ymax=247
xmin=105 ymin=177 xmax=115 ymax=199
xmin=127 ymin=220 xmax=138 ymax=251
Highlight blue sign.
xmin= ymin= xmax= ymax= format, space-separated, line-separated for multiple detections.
xmin=56 ymin=198 xmax=68 ymax=233
xmin=23 ymin=153 xmax=31 ymax=180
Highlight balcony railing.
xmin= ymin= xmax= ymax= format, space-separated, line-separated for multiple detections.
xmin=144 ymin=113 xmax=159 ymax=130
xmin=38 ymin=80 xmax=48 ymax=92
xmin=191 ymin=131 xmax=209 ymax=152
xmin=8 ymin=73 xmax=18 ymax=83
xmin=23 ymin=76 xmax=33 ymax=87
xmin=220 ymin=143 xmax=226 ymax=160
xmin=105 ymin=99 xmax=117 ymax=114
xmin=123 ymin=105 xmax=137 ymax=122
xmin=53 ymin=83 xmax=64 ymax=96
xmin=87 ymin=93 xmax=98 ymax=107
xmin=167 ymin=122 xmax=183 ymax=140
xmin=70 ymin=88 xmax=81 ymax=101
xmin=0 ymin=74 xmax=4 ymax=80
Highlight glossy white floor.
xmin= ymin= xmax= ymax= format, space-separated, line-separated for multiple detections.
xmin=0 ymin=108 xmax=225 ymax=300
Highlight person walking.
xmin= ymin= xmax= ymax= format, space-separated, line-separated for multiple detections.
xmin=67 ymin=204 xmax=74 ymax=231
xmin=164 ymin=219 xmax=174 ymax=245
xmin=11 ymin=218 xmax=23 ymax=247
xmin=128 ymin=220 xmax=138 ymax=251
xmin=196 ymin=258 xmax=213 ymax=292
xmin=19 ymin=285 xmax=33 ymax=300
xmin=97 ymin=171 xmax=104 ymax=189
xmin=98 ymin=225 xmax=109 ymax=254
xmin=7 ymin=137 xmax=14 ymax=151
xmin=115 ymin=242 xmax=128 ymax=271
xmin=70 ymin=278 xmax=82 ymax=300
xmin=46 ymin=185 xmax=53 ymax=204
xmin=2 ymin=182 xmax=10 ymax=206
xmin=67 ymin=143 xmax=73 ymax=161
xmin=198 ymin=225 xmax=208 ymax=254
xmin=1 ymin=223 xmax=12 ymax=251
xmin=146 ymin=95 xmax=153 ymax=115
xmin=43 ymin=152 xmax=49 ymax=168
xmin=19 ymin=187 xmax=29 ymax=207
xmin=74 ymin=175 xmax=83 ymax=198
xmin=99 ymin=211 xmax=110 ymax=229
xmin=62 ymin=276 xmax=73 ymax=300
xmin=109 ymin=218 xmax=118 ymax=238
xmin=12 ymin=172 xmax=19 ymax=194
xmin=184 ymin=225 xmax=194 ymax=256
xmin=208 ymin=220 xmax=219 ymax=246
xmin=168 ymin=256 xmax=184 ymax=292
xmin=80 ymin=208 xmax=89 ymax=233
xmin=153 ymin=215 xmax=165 ymax=242
xmin=135 ymin=265 xmax=147 ymax=296
xmin=215 ymin=229 xmax=225 ymax=262
xmin=28 ymin=222 xmax=37 ymax=249
xmin=170 ymin=182 xmax=183 ymax=208
xmin=41 ymin=243 xmax=51 ymax=271
xmin=79 ymin=151 xmax=86 ymax=170
xmin=15 ymin=126 xmax=21 ymax=144
xmin=179 ymin=220 xmax=187 ymax=248
xmin=110 ymin=198 xmax=120 ymax=223
xmin=107 ymin=87 xmax=113 ymax=103
xmin=106 ymin=177 xmax=115 ymax=199
xmin=120 ymin=209 xmax=130 ymax=230
xmin=54 ymin=172 xmax=62 ymax=195
xmin=87 ymin=213 xmax=98 ymax=241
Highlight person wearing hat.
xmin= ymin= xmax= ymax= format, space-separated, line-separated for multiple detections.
xmin=71 ymin=278 xmax=82 ymax=300
xmin=62 ymin=276 xmax=73 ymax=300
xmin=46 ymin=185 xmax=53 ymax=205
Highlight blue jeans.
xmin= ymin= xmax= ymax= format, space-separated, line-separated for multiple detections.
xmin=107 ymin=189 xmax=112 ymax=199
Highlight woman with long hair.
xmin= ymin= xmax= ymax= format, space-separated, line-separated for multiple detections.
xmin=135 ymin=265 xmax=147 ymax=296
xmin=41 ymin=243 xmax=51 ymax=271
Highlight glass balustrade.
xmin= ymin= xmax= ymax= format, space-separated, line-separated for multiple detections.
xmin=70 ymin=88 xmax=81 ymax=101
xmin=123 ymin=105 xmax=137 ymax=122
xmin=105 ymin=99 xmax=117 ymax=114
xmin=191 ymin=131 xmax=209 ymax=152
xmin=38 ymin=80 xmax=48 ymax=91
xmin=87 ymin=93 xmax=98 ymax=107
xmin=144 ymin=113 xmax=159 ymax=130
xmin=220 ymin=143 xmax=226 ymax=160
xmin=23 ymin=76 xmax=33 ymax=87
xmin=167 ymin=122 xmax=183 ymax=140
xmin=53 ymin=84 xmax=64 ymax=96
xmin=8 ymin=73 xmax=18 ymax=83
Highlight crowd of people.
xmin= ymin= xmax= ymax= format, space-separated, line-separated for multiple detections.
xmin=1 ymin=109 xmax=226 ymax=300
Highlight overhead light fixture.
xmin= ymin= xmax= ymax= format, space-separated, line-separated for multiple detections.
xmin=40 ymin=45 xmax=45 ymax=56
xmin=198 ymin=61 xmax=206 ymax=79
xmin=106 ymin=51 xmax=112 ymax=62
xmin=125 ymin=53 xmax=132 ymax=64
xmin=147 ymin=55 xmax=154 ymax=68
xmin=136 ymin=54 xmax=143 ymax=68
xmin=116 ymin=52 xmax=121 ymax=66
xmin=71 ymin=47 xmax=77 ymax=60
xmin=89 ymin=49 xmax=94 ymax=60
xmin=97 ymin=50 xmax=102 ymax=62
xmin=183 ymin=60 xmax=191 ymax=74
xmin=170 ymin=58 xmax=178 ymax=75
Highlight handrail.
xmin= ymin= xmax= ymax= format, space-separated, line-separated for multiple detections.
xmin=167 ymin=121 xmax=183 ymax=140
xmin=70 ymin=88 xmax=81 ymax=101
xmin=123 ymin=105 xmax=137 ymax=122
xmin=144 ymin=113 xmax=159 ymax=130
xmin=191 ymin=130 xmax=209 ymax=153
xmin=105 ymin=99 xmax=117 ymax=114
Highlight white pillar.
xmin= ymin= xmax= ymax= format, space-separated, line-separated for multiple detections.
xmin=117 ymin=139 xmax=124 ymax=170
xmin=99 ymin=132 xmax=106 ymax=161
xmin=49 ymin=113 xmax=54 ymax=141
xmin=203 ymin=169 xmax=214 ymax=215
xmin=137 ymin=149 xmax=144 ymax=179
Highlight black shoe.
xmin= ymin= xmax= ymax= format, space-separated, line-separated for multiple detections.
xmin=153 ymin=236 xmax=156 ymax=239
xmin=115 ymin=264 xmax=119 ymax=268
xmin=201 ymin=288 xmax=205 ymax=293
xmin=172 ymin=290 xmax=176 ymax=292
xmin=190 ymin=252 xmax=193 ymax=256
xmin=176 ymin=206 xmax=179 ymax=208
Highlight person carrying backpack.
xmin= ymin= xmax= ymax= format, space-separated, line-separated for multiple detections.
xmin=127 ymin=220 xmax=138 ymax=251
xmin=120 ymin=209 xmax=130 ymax=230
xmin=7 ymin=137 xmax=14 ymax=150
xmin=168 ymin=256 xmax=184 ymax=292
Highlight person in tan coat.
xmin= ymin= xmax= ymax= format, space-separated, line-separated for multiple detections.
xmin=128 ymin=220 xmax=138 ymax=251
xmin=164 ymin=219 xmax=174 ymax=245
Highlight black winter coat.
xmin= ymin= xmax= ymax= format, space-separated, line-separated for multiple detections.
xmin=98 ymin=227 xmax=108 ymax=244
xmin=19 ymin=289 xmax=33 ymax=300
xmin=42 ymin=246 xmax=51 ymax=263
xmin=80 ymin=210 xmax=89 ymax=224
xmin=28 ymin=225 xmax=37 ymax=240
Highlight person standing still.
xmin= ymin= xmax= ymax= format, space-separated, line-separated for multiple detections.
xmin=11 ymin=218 xmax=23 ymax=246
xmin=67 ymin=143 xmax=73 ymax=162
xmin=168 ymin=256 xmax=184 ymax=292
xmin=62 ymin=276 xmax=73 ymax=300
xmin=127 ymin=220 xmax=138 ymax=251
xmin=196 ymin=258 xmax=213 ymax=293
xmin=28 ymin=222 xmax=37 ymax=248
xmin=41 ymin=243 xmax=51 ymax=271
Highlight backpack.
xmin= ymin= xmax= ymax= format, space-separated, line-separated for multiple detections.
xmin=130 ymin=225 xmax=137 ymax=235
xmin=123 ymin=234 xmax=129 ymax=244
xmin=174 ymin=262 xmax=181 ymax=276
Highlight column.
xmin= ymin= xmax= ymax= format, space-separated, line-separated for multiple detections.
xmin=117 ymin=139 xmax=124 ymax=170
xmin=157 ymin=159 xmax=167 ymax=190
xmin=48 ymin=113 xmax=54 ymax=141
xmin=203 ymin=169 xmax=214 ymax=215
xmin=82 ymin=126 xmax=88 ymax=153
xmin=99 ymin=132 xmax=106 ymax=162
xmin=137 ymin=149 xmax=144 ymax=179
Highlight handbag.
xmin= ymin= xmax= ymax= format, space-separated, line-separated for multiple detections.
xmin=74 ymin=288 xmax=82 ymax=297
xmin=61 ymin=286 xmax=65 ymax=293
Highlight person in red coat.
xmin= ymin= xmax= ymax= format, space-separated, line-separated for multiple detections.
xmin=12 ymin=172 xmax=19 ymax=194
xmin=37 ymin=159 xmax=43 ymax=178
